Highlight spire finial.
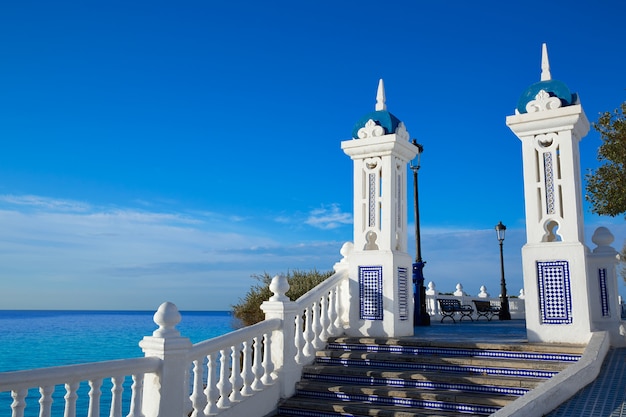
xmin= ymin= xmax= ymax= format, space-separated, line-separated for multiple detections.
xmin=541 ymin=43 xmax=552 ymax=81
xmin=375 ymin=79 xmax=386 ymax=111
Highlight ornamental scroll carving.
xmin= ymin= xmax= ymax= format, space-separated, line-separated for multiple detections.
xmin=358 ymin=119 xmax=385 ymax=138
xmin=396 ymin=122 xmax=409 ymax=142
xmin=357 ymin=119 xmax=410 ymax=139
xmin=526 ymin=89 xmax=562 ymax=113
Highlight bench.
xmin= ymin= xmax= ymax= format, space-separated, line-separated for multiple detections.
xmin=437 ymin=299 xmax=474 ymax=323
xmin=472 ymin=300 xmax=501 ymax=321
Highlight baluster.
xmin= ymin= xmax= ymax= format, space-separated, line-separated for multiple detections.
xmin=190 ymin=359 xmax=208 ymax=417
xmin=261 ymin=331 xmax=274 ymax=384
xmin=302 ymin=306 xmax=315 ymax=359
xmin=333 ymin=283 xmax=344 ymax=332
xmin=39 ymin=385 xmax=55 ymax=417
xmin=204 ymin=352 xmax=219 ymax=415
xmin=228 ymin=343 xmax=243 ymax=402
xmin=240 ymin=339 xmax=254 ymax=396
xmin=294 ymin=312 xmax=305 ymax=365
xmin=319 ymin=294 xmax=330 ymax=342
xmin=311 ymin=301 xmax=323 ymax=350
xmin=87 ymin=379 xmax=102 ymax=417
xmin=250 ymin=336 xmax=264 ymax=391
xmin=216 ymin=349 xmax=232 ymax=409
xmin=326 ymin=288 xmax=336 ymax=336
xmin=64 ymin=382 xmax=79 ymax=417
xmin=11 ymin=388 xmax=27 ymax=417
xmin=126 ymin=374 xmax=144 ymax=417
xmin=109 ymin=376 xmax=124 ymax=417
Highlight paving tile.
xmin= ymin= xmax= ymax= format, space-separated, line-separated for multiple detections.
xmin=546 ymin=348 xmax=626 ymax=416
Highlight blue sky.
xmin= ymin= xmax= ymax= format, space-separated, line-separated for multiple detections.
xmin=1 ymin=0 xmax=624 ymax=310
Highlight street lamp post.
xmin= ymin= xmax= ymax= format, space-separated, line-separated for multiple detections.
xmin=411 ymin=139 xmax=430 ymax=326
xmin=495 ymin=221 xmax=511 ymax=320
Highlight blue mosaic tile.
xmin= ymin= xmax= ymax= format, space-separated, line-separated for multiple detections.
xmin=302 ymin=372 xmax=529 ymax=396
xmin=544 ymin=152 xmax=556 ymax=215
xmin=368 ymin=173 xmax=376 ymax=227
xmin=397 ymin=267 xmax=409 ymax=321
xmin=325 ymin=343 xmax=581 ymax=362
xmin=599 ymin=268 xmax=610 ymax=317
xmin=359 ymin=266 xmax=383 ymax=320
xmin=296 ymin=389 xmax=498 ymax=415
xmin=315 ymin=356 xmax=558 ymax=379
xmin=537 ymin=260 xmax=573 ymax=324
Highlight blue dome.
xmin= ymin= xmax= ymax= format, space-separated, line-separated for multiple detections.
xmin=351 ymin=110 xmax=402 ymax=139
xmin=516 ymin=79 xmax=577 ymax=114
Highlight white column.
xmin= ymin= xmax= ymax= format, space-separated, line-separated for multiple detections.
xmin=587 ymin=227 xmax=624 ymax=346
xmin=341 ymin=82 xmax=417 ymax=337
xmin=260 ymin=275 xmax=300 ymax=398
xmin=139 ymin=302 xmax=192 ymax=417
xmin=506 ymin=46 xmax=593 ymax=343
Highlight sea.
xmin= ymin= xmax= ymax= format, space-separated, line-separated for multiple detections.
xmin=0 ymin=310 xmax=236 ymax=417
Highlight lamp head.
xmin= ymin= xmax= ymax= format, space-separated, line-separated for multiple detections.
xmin=495 ymin=221 xmax=506 ymax=243
xmin=410 ymin=139 xmax=423 ymax=171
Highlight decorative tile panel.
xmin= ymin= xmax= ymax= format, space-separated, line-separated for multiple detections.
xmin=359 ymin=266 xmax=383 ymax=320
xmin=599 ymin=268 xmax=610 ymax=317
xmin=537 ymin=261 xmax=572 ymax=324
xmin=368 ymin=173 xmax=376 ymax=227
xmin=396 ymin=173 xmax=401 ymax=229
xmin=544 ymin=152 xmax=555 ymax=215
xmin=398 ymin=267 xmax=408 ymax=321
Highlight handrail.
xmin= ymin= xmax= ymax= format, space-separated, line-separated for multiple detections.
xmin=0 ymin=245 xmax=352 ymax=417
xmin=0 ymin=357 xmax=160 ymax=390
xmin=295 ymin=269 xmax=346 ymax=306
xmin=190 ymin=317 xmax=280 ymax=356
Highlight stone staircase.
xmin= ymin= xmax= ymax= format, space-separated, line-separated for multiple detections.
xmin=276 ymin=337 xmax=585 ymax=417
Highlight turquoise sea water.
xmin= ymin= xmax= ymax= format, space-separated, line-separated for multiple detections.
xmin=0 ymin=310 xmax=235 ymax=416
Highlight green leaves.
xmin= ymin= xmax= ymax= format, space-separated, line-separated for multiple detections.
xmin=231 ymin=269 xmax=333 ymax=327
xmin=585 ymin=102 xmax=626 ymax=218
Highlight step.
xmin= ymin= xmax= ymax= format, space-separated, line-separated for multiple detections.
xmin=302 ymin=364 xmax=541 ymax=395
xmin=278 ymin=396 xmax=481 ymax=417
xmin=295 ymin=380 xmax=518 ymax=408
xmin=327 ymin=338 xmax=584 ymax=362
xmin=275 ymin=337 xmax=584 ymax=417
xmin=315 ymin=350 xmax=569 ymax=377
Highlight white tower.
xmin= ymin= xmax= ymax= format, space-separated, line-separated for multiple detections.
xmin=341 ymin=80 xmax=417 ymax=337
xmin=506 ymin=44 xmax=593 ymax=343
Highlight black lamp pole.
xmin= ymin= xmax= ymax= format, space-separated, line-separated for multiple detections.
xmin=495 ymin=221 xmax=511 ymax=320
xmin=411 ymin=139 xmax=430 ymax=326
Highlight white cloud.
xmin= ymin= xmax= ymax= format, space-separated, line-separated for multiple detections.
xmin=0 ymin=195 xmax=349 ymax=310
xmin=3 ymin=194 xmax=622 ymax=311
xmin=305 ymin=204 xmax=352 ymax=230
xmin=0 ymin=194 xmax=91 ymax=212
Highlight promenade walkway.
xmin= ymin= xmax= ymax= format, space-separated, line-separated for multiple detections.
xmin=546 ymin=347 xmax=626 ymax=417
xmin=413 ymin=319 xmax=527 ymax=343
xmin=413 ymin=320 xmax=626 ymax=416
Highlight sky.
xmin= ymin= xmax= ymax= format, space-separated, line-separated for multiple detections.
xmin=0 ymin=0 xmax=625 ymax=311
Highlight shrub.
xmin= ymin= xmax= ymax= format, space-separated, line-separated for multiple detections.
xmin=232 ymin=269 xmax=333 ymax=327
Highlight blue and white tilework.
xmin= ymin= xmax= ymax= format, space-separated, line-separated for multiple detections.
xmin=537 ymin=260 xmax=573 ymax=324
xmin=599 ymin=268 xmax=610 ymax=317
xmin=397 ymin=267 xmax=409 ymax=321
xmin=359 ymin=266 xmax=383 ymax=320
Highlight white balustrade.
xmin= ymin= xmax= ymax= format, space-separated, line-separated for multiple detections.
xmin=424 ymin=281 xmax=526 ymax=320
xmin=4 ymin=243 xmax=535 ymax=417
xmin=0 ymin=357 xmax=159 ymax=417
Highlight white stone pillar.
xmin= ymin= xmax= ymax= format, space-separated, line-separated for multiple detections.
xmin=341 ymin=80 xmax=417 ymax=337
xmin=139 ymin=302 xmax=192 ymax=417
xmin=587 ymin=227 xmax=624 ymax=345
xmin=260 ymin=275 xmax=300 ymax=398
xmin=506 ymin=44 xmax=593 ymax=343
